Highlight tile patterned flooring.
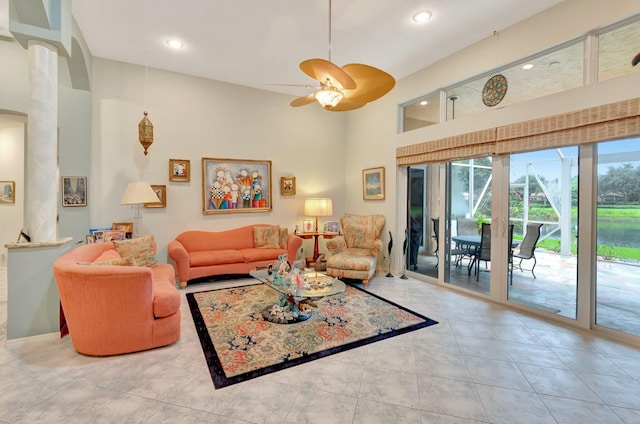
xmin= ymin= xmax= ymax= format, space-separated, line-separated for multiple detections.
xmin=1 ymin=264 xmax=640 ymax=423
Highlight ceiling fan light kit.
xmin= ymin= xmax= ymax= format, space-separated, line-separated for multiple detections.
xmin=315 ymin=86 xmax=344 ymax=109
xmin=290 ymin=0 xmax=395 ymax=112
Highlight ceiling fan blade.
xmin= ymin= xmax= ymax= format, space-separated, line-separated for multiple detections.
xmin=290 ymin=93 xmax=316 ymax=107
xmin=327 ymin=98 xmax=366 ymax=112
xmin=300 ymin=58 xmax=356 ymax=90
xmin=341 ymin=63 xmax=395 ymax=103
xmin=268 ymin=83 xmax=320 ymax=89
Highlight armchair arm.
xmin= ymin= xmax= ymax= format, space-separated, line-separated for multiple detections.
xmin=326 ymin=236 xmax=347 ymax=255
xmin=371 ymin=239 xmax=384 ymax=256
xmin=168 ymin=239 xmax=189 ymax=282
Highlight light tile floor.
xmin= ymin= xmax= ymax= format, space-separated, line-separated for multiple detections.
xmin=1 ymin=264 xmax=640 ymax=423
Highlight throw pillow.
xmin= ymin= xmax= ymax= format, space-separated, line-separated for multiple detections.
xmin=279 ymin=227 xmax=288 ymax=249
xmin=78 ymin=256 xmax=136 ymax=266
xmin=113 ymin=234 xmax=158 ymax=267
xmin=254 ymin=225 xmax=281 ymax=249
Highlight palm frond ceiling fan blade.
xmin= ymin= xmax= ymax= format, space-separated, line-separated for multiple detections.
xmin=326 ymin=98 xmax=366 ymax=112
xmin=300 ymin=59 xmax=356 ymax=90
xmin=341 ymin=63 xmax=396 ymax=103
xmin=290 ymin=93 xmax=316 ymax=107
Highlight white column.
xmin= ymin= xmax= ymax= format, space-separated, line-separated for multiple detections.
xmin=26 ymin=40 xmax=58 ymax=242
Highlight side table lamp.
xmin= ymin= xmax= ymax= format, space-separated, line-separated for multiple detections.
xmin=304 ymin=198 xmax=333 ymax=232
xmin=120 ymin=182 xmax=160 ymax=238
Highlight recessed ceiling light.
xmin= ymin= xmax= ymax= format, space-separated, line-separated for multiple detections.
xmin=522 ymin=63 xmax=534 ymax=70
xmin=166 ymin=39 xmax=183 ymax=49
xmin=413 ymin=11 xmax=432 ymax=23
xmin=420 ymin=100 xmax=428 ymax=106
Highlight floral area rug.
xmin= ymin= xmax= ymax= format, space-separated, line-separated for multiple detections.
xmin=187 ymin=283 xmax=438 ymax=388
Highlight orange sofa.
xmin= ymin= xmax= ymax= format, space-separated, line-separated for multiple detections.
xmin=53 ymin=240 xmax=181 ymax=356
xmin=168 ymin=224 xmax=303 ymax=288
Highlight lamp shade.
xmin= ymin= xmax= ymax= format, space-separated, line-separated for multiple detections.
xmin=304 ymin=198 xmax=333 ymax=217
xmin=120 ymin=182 xmax=160 ymax=205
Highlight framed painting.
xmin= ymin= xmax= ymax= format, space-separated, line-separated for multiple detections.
xmin=112 ymin=222 xmax=134 ymax=239
xmin=201 ymin=157 xmax=272 ymax=215
xmin=280 ymin=176 xmax=296 ymax=196
xmin=362 ymin=167 xmax=385 ymax=200
xmin=169 ymin=158 xmax=190 ymax=182
xmin=62 ymin=176 xmax=87 ymax=207
xmin=145 ymin=185 xmax=166 ymax=208
xmin=0 ymin=181 xmax=15 ymax=204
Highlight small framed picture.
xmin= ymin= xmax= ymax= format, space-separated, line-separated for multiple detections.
xmin=112 ymin=222 xmax=133 ymax=239
xmin=145 ymin=185 xmax=166 ymax=208
xmin=93 ymin=231 xmax=105 ymax=243
xmin=0 ymin=181 xmax=15 ymax=204
xmin=102 ymin=230 xmax=126 ymax=242
xmin=303 ymin=219 xmax=315 ymax=233
xmin=280 ymin=176 xmax=296 ymax=196
xmin=85 ymin=234 xmax=95 ymax=244
xmin=326 ymin=221 xmax=340 ymax=234
xmin=62 ymin=176 xmax=87 ymax=207
xmin=169 ymin=159 xmax=190 ymax=182
xmin=362 ymin=166 xmax=385 ymax=200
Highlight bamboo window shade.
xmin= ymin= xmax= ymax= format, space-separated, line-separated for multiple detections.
xmin=396 ymin=98 xmax=640 ymax=166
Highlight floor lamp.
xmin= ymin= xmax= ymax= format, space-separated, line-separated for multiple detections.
xmin=120 ymin=182 xmax=159 ymax=237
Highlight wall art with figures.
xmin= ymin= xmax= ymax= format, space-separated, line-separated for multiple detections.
xmin=201 ymin=158 xmax=272 ymax=214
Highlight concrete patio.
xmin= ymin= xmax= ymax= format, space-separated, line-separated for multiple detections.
xmin=412 ymin=249 xmax=640 ymax=337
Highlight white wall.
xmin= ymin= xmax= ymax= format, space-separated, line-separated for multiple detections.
xmin=0 ymin=123 xmax=25 ymax=262
xmin=90 ymin=58 xmax=348 ymax=262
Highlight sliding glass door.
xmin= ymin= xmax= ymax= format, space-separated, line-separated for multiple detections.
xmin=444 ymin=157 xmax=492 ymax=294
xmin=406 ymin=165 xmax=438 ymax=278
xmin=507 ymin=147 xmax=578 ymax=318
xmin=596 ymin=138 xmax=640 ymax=337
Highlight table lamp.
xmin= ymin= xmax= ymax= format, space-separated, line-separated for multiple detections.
xmin=120 ymin=182 xmax=160 ymax=237
xmin=304 ymin=198 xmax=333 ymax=232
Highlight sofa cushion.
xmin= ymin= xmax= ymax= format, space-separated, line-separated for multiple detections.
xmin=189 ymin=250 xmax=244 ymax=267
xmin=151 ymin=263 xmax=176 ymax=284
xmin=326 ymin=250 xmax=377 ymax=272
xmin=240 ymin=248 xmax=286 ymax=263
xmin=94 ymin=249 xmax=121 ymax=262
xmin=114 ymin=235 xmax=158 ymax=267
xmin=254 ymin=225 xmax=280 ymax=248
xmin=78 ymin=256 xmax=136 ymax=266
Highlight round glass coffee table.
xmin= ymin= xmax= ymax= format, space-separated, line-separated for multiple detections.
xmin=250 ymin=268 xmax=346 ymax=323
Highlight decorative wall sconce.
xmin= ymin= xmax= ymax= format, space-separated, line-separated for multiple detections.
xmin=138 ymin=111 xmax=154 ymax=155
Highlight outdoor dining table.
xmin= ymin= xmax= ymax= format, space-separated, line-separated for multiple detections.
xmin=452 ymin=235 xmax=482 ymax=275
xmin=451 ymin=235 xmax=518 ymax=276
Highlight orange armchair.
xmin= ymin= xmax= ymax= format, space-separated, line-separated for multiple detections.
xmin=53 ymin=242 xmax=181 ymax=356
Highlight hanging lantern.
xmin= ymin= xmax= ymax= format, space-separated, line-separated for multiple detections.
xmin=138 ymin=111 xmax=154 ymax=155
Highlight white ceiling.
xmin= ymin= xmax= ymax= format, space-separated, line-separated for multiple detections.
xmin=70 ymin=0 xmax=565 ymax=99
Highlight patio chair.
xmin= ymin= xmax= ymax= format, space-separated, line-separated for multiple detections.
xmin=453 ymin=218 xmax=477 ymax=267
xmin=476 ymin=223 xmax=491 ymax=281
xmin=477 ymin=223 xmax=514 ymax=282
xmin=512 ymin=223 xmax=543 ymax=279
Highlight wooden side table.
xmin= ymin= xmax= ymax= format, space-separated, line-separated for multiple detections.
xmin=296 ymin=232 xmax=337 ymax=264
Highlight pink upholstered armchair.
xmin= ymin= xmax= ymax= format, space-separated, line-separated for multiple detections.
xmin=325 ymin=214 xmax=386 ymax=288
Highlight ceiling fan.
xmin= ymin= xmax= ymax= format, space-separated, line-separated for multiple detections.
xmin=289 ymin=0 xmax=395 ymax=112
